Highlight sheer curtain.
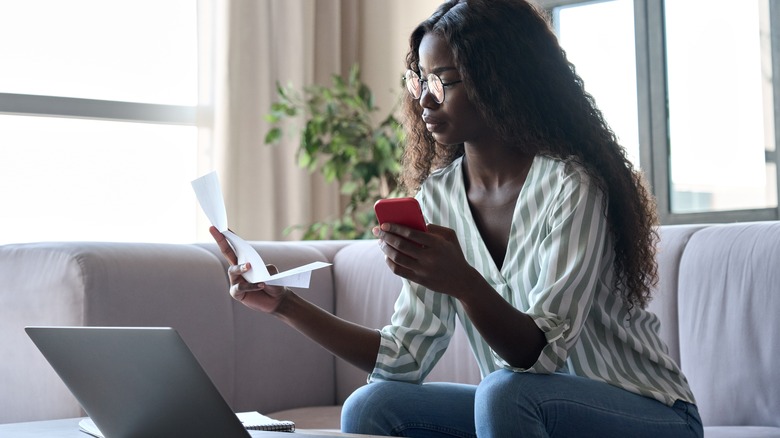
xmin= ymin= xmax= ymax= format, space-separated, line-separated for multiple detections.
xmin=197 ymin=0 xmax=358 ymax=241
xmin=195 ymin=0 xmax=441 ymax=242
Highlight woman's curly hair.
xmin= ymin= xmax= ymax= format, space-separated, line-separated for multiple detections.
xmin=400 ymin=0 xmax=659 ymax=309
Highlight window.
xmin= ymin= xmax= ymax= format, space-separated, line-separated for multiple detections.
xmin=554 ymin=0 xmax=640 ymax=167
xmin=665 ymin=0 xmax=776 ymax=214
xmin=0 ymin=0 xmax=199 ymax=244
xmin=543 ymin=0 xmax=780 ymax=224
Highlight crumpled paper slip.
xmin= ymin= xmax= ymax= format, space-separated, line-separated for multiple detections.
xmin=191 ymin=171 xmax=330 ymax=288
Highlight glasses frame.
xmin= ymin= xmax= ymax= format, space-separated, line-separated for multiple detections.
xmin=404 ymin=69 xmax=462 ymax=104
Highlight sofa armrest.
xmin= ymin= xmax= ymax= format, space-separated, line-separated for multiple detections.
xmin=0 ymin=242 xmax=235 ymax=423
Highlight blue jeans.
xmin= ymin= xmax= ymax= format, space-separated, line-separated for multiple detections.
xmin=341 ymin=370 xmax=703 ymax=438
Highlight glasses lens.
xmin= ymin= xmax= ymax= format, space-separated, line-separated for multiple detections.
xmin=428 ymin=74 xmax=444 ymax=103
xmin=405 ymin=70 xmax=421 ymax=99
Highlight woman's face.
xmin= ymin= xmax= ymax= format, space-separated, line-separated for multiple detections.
xmin=417 ymin=33 xmax=491 ymax=146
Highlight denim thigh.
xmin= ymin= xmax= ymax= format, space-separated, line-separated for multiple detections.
xmin=475 ymin=369 xmax=703 ymax=438
xmin=341 ymin=380 xmax=477 ymax=438
xmin=341 ymin=371 xmax=703 ymax=438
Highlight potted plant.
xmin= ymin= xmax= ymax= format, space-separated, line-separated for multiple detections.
xmin=265 ymin=65 xmax=405 ymax=240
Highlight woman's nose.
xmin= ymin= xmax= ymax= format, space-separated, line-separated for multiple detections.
xmin=419 ymin=82 xmax=439 ymax=108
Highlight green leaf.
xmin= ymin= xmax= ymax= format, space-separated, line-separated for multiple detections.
xmin=340 ymin=180 xmax=357 ymax=195
xmin=262 ymin=62 xmax=406 ymax=240
xmin=297 ymin=151 xmax=313 ymax=170
xmin=264 ymin=127 xmax=282 ymax=144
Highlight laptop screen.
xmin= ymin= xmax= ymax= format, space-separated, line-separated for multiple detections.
xmin=26 ymin=326 xmax=250 ymax=438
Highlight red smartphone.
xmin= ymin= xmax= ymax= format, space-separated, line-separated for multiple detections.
xmin=374 ymin=197 xmax=427 ymax=232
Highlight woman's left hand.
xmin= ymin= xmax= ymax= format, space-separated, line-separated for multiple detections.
xmin=373 ymin=223 xmax=478 ymax=298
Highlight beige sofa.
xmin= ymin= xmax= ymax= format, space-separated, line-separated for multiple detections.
xmin=1 ymin=222 xmax=779 ymax=437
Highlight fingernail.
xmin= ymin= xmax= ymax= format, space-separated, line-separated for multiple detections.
xmin=240 ymin=263 xmax=248 ymax=272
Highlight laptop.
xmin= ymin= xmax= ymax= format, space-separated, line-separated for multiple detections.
xmin=25 ymin=326 xmax=308 ymax=438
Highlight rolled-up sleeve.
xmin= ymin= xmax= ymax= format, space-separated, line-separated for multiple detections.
xmin=369 ymin=281 xmax=457 ymax=383
xmin=495 ymin=169 xmax=610 ymax=374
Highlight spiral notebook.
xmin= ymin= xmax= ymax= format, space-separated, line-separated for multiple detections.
xmin=237 ymin=412 xmax=296 ymax=432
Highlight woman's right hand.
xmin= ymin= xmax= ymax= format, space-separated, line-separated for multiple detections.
xmin=209 ymin=226 xmax=291 ymax=314
xmin=210 ymin=227 xmax=381 ymax=372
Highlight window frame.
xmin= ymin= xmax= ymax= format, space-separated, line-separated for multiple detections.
xmin=0 ymin=93 xmax=196 ymax=125
xmin=539 ymin=0 xmax=780 ymax=224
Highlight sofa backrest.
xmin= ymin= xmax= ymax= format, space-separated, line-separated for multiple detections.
xmin=3 ymin=221 xmax=778 ymax=428
xmin=675 ymin=221 xmax=780 ymax=428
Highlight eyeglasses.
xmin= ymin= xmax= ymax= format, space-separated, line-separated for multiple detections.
xmin=404 ymin=69 xmax=462 ymax=104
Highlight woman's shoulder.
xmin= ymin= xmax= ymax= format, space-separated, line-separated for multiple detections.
xmin=535 ymin=155 xmax=593 ymax=186
xmin=529 ymin=155 xmax=606 ymax=212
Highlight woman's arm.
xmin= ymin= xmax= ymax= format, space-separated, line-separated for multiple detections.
xmin=273 ymin=292 xmax=381 ymax=372
xmin=375 ymin=223 xmax=545 ymax=369
xmin=452 ymin=267 xmax=547 ymax=369
xmin=210 ymin=226 xmax=381 ymax=373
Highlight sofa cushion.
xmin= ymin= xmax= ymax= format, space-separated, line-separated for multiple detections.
xmin=677 ymin=221 xmax=780 ymax=428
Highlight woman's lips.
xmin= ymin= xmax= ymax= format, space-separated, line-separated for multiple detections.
xmin=423 ymin=116 xmax=445 ymax=133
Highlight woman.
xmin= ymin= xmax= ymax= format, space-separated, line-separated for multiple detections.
xmin=210 ymin=0 xmax=702 ymax=436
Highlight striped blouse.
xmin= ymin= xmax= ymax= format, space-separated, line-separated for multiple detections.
xmin=370 ymin=155 xmax=696 ymax=406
